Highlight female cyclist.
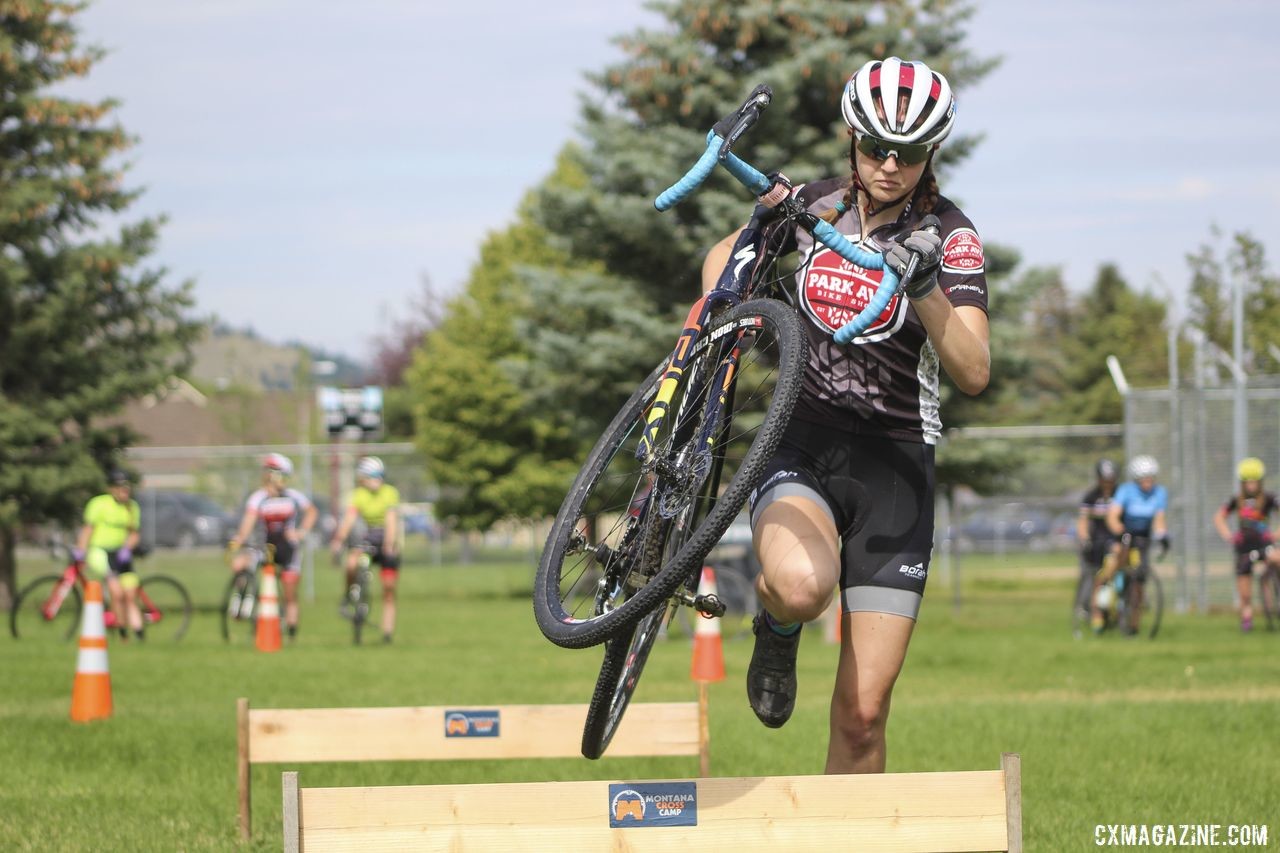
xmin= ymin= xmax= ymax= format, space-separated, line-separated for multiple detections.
xmin=1074 ymin=459 xmax=1118 ymax=630
xmin=228 ymin=453 xmax=317 ymax=640
xmin=1093 ymin=455 xmax=1169 ymax=635
xmin=1212 ymin=457 xmax=1279 ymax=632
xmin=74 ymin=469 xmax=143 ymax=640
xmin=330 ymin=456 xmax=402 ymax=644
xmin=701 ymin=57 xmax=989 ymax=773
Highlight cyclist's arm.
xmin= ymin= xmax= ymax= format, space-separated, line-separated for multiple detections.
xmin=74 ymin=523 xmax=92 ymax=556
xmin=701 ymin=227 xmax=747 ymax=294
xmin=1152 ymin=509 xmax=1168 ymax=539
xmin=331 ymin=505 xmax=359 ymax=548
xmin=1076 ymin=506 xmax=1091 ymax=545
xmin=382 ymin=507 xmax=399 ymax=556
xmin=1105 ymin=501 xmax=1126 ymax=537
xmin=911 ymin=296 xmax=990 ymax=396
xmin=230 ymin=509 xmax=256 ymax=548
xmin=1213 ymin=505 xmax=1233 ymax=543
xmin=299 ymin=502 xmax=318 ymax=539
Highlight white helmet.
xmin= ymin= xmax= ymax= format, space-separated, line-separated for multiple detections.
xmin=1128 ymin=455 xmax=1159 ymax=480
xmin=263 ymin=452 xmax=293 ymax=476
xmin=842 ymin=57 xmax=956 ymax=145
xmin=356 ymin=456 xmax=385 ymax=479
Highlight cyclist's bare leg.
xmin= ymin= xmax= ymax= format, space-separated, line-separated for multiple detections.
xmin=105 ymin=574 xmax=127 ymax=635
xmin=752 ymin=496 xmax=840 ymax=624
xmin=122 ymin=584 xmax=142 ymax=633
xmin=344 ymin=550 xmax=359 ymax=588
xmin=281 ymin=572 xmax=300 ymax=629
xmin=380 ymin=571 xmax=397 ymax=637
xmin=1235 ymin=571 xmax=1254 ymax=626
xmin=826 ymin=610 xmax=914 ymax=773
xmin=1091 ymin=543 xmax=1126 ymax=625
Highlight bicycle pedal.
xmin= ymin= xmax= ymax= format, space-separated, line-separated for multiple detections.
xmin=693 ymin=593 xmax=726 ymax=618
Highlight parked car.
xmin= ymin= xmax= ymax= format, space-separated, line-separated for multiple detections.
xmin=955 ymin=504 xmax=1055 ymax=552
xmin=138 ymin=490 xmax=236 ymax=549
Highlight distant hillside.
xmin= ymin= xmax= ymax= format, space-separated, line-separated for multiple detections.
xmin=189 ymin=324 xmax=368 ymax=393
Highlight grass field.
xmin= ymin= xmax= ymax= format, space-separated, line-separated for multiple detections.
xmin=2 ymin=544 xmax=1276 ymax=851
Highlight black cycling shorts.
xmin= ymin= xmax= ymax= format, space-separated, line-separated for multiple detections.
xmin=746 ymin=418 xmax=935 ymax=619
xmin=363 ymin=528 xmax=400 ymax=570
xmin=1234 ymin=534 xmax=1273 ymax=576
xmin=265 ymin=535 xmax=301 ymax=574
xmin=106 ymin=549 xmax=135 ymax=575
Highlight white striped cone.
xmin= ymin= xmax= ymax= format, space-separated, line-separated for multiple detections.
xmin=71 ymin=580 xmax=112 ymax=722
xmin=255 ymin=565 xmax=282 ymax=652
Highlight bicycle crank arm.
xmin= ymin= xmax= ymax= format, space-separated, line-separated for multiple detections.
xmin=673 ymin=589 xmax=727 ymax=618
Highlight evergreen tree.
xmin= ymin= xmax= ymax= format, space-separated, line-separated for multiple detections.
xmin=1186 ymin=229 xmax=1280 ymax=373
xmin=0 ymin=1 xmax=202 ymax=606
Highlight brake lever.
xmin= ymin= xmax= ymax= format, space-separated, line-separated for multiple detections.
xmin=899 ymin=214 xmax=941 ymax=289
xmin=715 ymin=84 xmax=773 ymax=161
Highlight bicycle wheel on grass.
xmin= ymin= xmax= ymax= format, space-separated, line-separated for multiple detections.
xmin=10 ymin=575 xmax=82 ymax=641
xmin=221 ymin=570 xmax=259 ymax=643
xmin=138 ymin=575 xmax=192 ymax=641
xmin=534 ymin=299 xmax=806 ymax=649
xmin=1261 ymin=570 xmax=1280 ymax=631
xmin=1121 ymin=570 xmax=1163 ymax=639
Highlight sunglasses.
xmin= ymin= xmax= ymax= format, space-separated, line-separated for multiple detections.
xmin=854 ymin=134 xmax=933 ymax=166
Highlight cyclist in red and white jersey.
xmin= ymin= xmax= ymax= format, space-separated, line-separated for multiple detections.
xmin=1213 ymin=457 xmax=1280 ymax=632
xmin=228 ymin=453 xmax=317 ymax=640
xmin=702 ymin=58 xmax=989 ymax=774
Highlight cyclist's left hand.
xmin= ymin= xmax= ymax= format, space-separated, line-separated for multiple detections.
xmin=117 ymin=546 xmax=132 ymax=563
xmin=886 ymin=215 xmax=942 ymax=299
xmin=1156 ymin=533 xmax=1170 ymax=560
xmin=285 ymin=529 xmax=301 ymax=545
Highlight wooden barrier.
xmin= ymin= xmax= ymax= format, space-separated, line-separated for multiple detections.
xmin=237 ymin=698 xmax=702 ymax=840
xmin=282 ymin=753 xmax=1021 ymax=852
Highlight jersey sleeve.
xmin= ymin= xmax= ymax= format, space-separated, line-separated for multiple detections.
xmin=387 ymin=486 xmax=402 ymax=506
xmin=83 ymin=496 xmax=101 ymax=526
xmin=287 ymin=488 xmax=313 ymax=510
xmin=936 ymin=207 xmax=988 ymax=314
xmin=128 ymin=501 xmax=141 ymax=530
xmin=1155 ymin=487 xmax=1169 ymax=512
xmin=1223 ymin=496 xmax=1240 ymax=514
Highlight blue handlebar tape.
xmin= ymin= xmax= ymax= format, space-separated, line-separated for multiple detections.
xmin=808 ymin=220 xmax=902 ymax=344
xmin=655 ymin=137 xmax=722 ymax=211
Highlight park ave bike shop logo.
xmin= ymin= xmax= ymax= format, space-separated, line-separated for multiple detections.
xmin=940 ymin=227 xmax=985 ymax=274
xmin=800 ymin=248 xmax=903 ymax=342
xmin=607 ymin=782 xmax=698 ymax=827
xmin=443 ymin=709 xmax=500 ymax=738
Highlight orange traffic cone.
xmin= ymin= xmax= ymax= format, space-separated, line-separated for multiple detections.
xmin=690 ymin=567 xmax=725 ymax=682
xmin=255 ymin=564 xmax=282 ymax=652
xmin=71 ymin=580 xmax=112 ymax=722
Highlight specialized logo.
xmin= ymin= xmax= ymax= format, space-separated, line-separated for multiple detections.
xmin=443 ymin=709 xmax=500 ymax=738
xmin=800 ymin=245 xmax=903 ymax=341
xmin=941 ymin=227 xmax=984 ymax=274
xmin=898 ymin=562 xmax=927 ymax=580
xmin=608 ymin=782 xmax=698 ymax=827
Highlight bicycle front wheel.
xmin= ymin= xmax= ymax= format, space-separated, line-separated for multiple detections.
xmin=139 ymin=575 xmax=192 ymax=641
xmin=1261 ymin=570 xmax=1280 ymax=631
xmin=534 ymin=299 xmax=806 ymax=649
xmin=221 ymin=570 xmax=258 ymax=644
xmin=1127 ymin=571 xmax=1164 ymax=639
xmin=10 ymin=575 xmax=82 ymax=642
xmin=581 ymin=602 xmax=670 ymax=759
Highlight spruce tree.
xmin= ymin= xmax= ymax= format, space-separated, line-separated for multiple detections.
xmin=0 ymin=1 xmax=202 ymax=605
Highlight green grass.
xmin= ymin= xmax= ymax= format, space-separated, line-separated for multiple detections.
xmin=1 ymin=546 xmax=1276 ymax=851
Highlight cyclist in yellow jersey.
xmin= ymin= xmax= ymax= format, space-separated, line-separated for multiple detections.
xmin=74 ymin=469 xmax=143 ymax=640
xmin=330 ymin=456 xmax=401 ymax=643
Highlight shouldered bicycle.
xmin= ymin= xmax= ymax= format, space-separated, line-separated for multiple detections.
xmin=531 ymin=84 xmax=932 ymax=758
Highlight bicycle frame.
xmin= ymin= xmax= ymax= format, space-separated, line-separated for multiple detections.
xmin=39 ymin=558 xmax=166 ymax=628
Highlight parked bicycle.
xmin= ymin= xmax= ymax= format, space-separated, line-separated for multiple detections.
xmin=10 ymin=544 xmax=192 ymax=643
xmin=338 ymin=542 xmax=377 ymax=645
xmin=221 ymin=544 xmax=275 ymax=644
xmin=532 ymin=85 xmax=925 ymax=758
xmin=1092 ymin=535 xmax=1164 ymax=640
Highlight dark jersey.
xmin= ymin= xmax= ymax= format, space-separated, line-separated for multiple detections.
xmin=1080 ymin=485 xmax=1114 ymax=542
xmin=773 ymin=178 xmax=989 ymax=444
xmin=1222 ymin=491 xmax=1278 ymax=540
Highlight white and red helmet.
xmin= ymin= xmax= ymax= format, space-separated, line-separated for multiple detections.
xmin=842 ymin=57 xmax=956 ymax=145
xmin=263 ymin=452 xmax=293 ymax=476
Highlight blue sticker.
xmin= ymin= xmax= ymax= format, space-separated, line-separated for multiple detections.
xmin=443 ymin=709 xmax=500 ymax=738
xmin=608 ymin=782 xmax=697 ymax=827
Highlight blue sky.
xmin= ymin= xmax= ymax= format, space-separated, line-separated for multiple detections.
xmin=66 ymin=1 xmax=1279 ymax=359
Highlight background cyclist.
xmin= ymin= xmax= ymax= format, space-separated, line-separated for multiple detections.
xmin=1074 ymin=459 xmax=1118 ymax=631
xmin=74 ymin=468 xmax=143 ymax=641
xmin=702 ymin=58 xmax=989 ymax=773
xmin=330 ymin=456 xmax=402 ymax=644
xmin=228 ymin=453 xmax=317 ymax=641
xmin=1212 ymin=457 xmax=1279 ymax=633
xmin=1093 ymin=455 xmax=1169 ymax=635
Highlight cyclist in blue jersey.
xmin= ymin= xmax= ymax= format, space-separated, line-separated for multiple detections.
xmin=1091 ymin=455 xmax=1168 ymax=634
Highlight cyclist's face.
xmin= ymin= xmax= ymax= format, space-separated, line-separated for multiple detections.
xmin=1242 ymin=478 xmax=1262 ymax=495
xmin=264 ymin=470 xmax=285 ymax=491
xmin=1137 ymin=475 xmax=1156 ymax=491
xmin=108 ymin=483 xmax=131 ymax=502
xmin=853 ymin=137 xmax=928 ymax=205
